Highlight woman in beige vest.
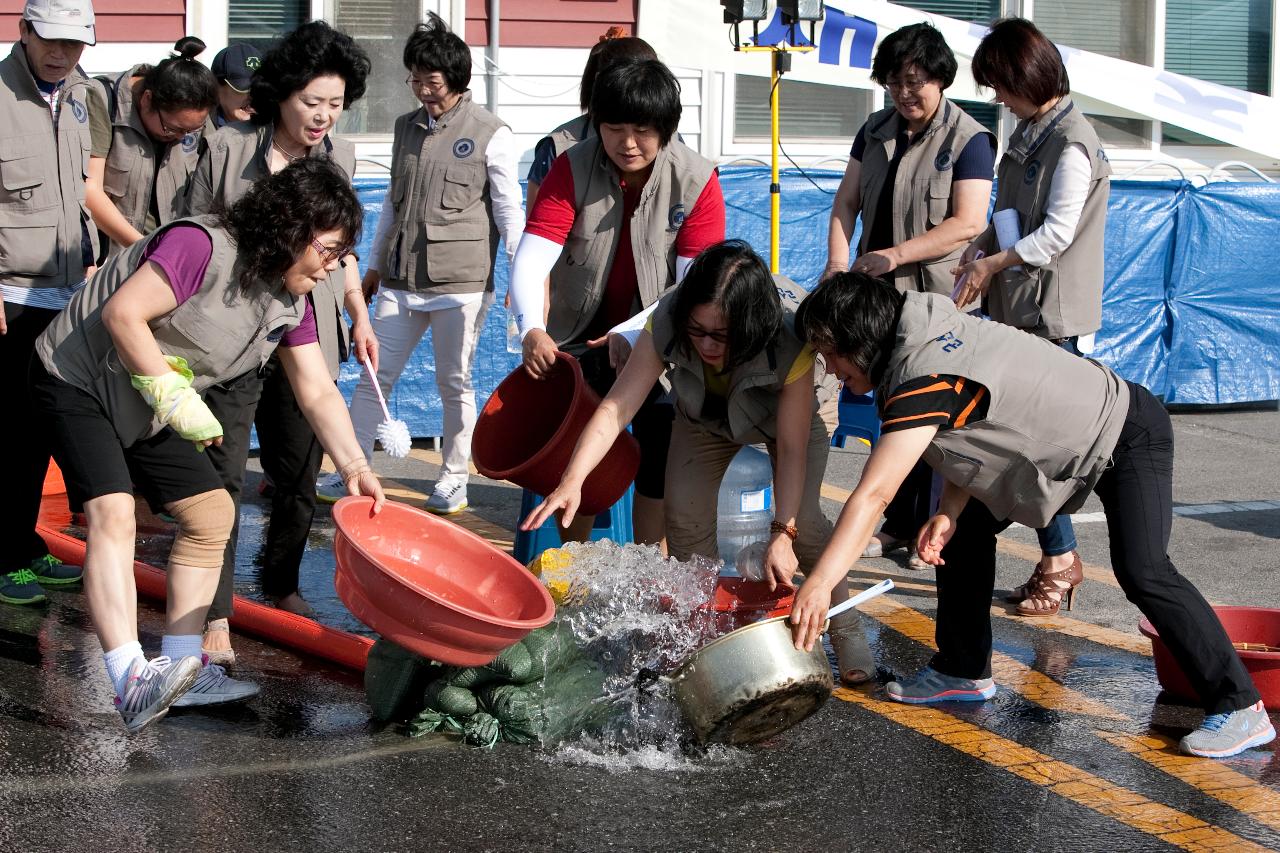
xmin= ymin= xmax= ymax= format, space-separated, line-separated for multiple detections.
xmin=790 ymin=273 xmax=1271 ymax=759
xmin=825 ymin=23 xmax=994 ymax=571
xmin=184 ymin=20 xmax=374 ymax=666
xmin=523 ymin=242 xmax=875 ymax=685
xmin=952 ymin=18 xmax=1112 ymax=618
xmin=85 ymin=36 xmax=216 ymax=258
xmin=32 ymin=159 xmax=384 ymax=733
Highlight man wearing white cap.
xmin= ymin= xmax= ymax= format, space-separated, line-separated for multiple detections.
xmin=0 ymin=0 xmax=98 ymax=606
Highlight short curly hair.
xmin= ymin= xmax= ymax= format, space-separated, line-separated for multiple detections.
xmin=250 ymin=21 xmax=371 ymax=126
xmin=402 ymin=12 xmax=471 ymax=92
xmin=221 ymin=158 xmax=364 ymax=294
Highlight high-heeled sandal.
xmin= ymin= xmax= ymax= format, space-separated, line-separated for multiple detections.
xmin=829 ymin=609 xmax=876 ymax=685
xmin=1015 ymin=551 xmax=1083 ymax=617
xmin=1004 ymin=562 xmax=1043 ymax=603
xmin=201 ymin=617 xmax=236 ymax=668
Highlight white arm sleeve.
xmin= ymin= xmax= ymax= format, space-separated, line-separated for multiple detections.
xmin=675 ymin=254 xmax=695 ymax=285
xmin=365 ymin=193 xmax=396 ymax=275
xmin=1013 ymin=143 xmax=1092 ymax=268
xmin=508 ymin=232 xmax=563 ymax=336
xmin=609 ymin=255 xmax=695 ymax=347
xmin=484 ymin=126 xmax=526 ymax=260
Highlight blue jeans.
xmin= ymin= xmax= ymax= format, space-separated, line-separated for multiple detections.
xmin=1035 ymin=336 xmax=1082 ymax=557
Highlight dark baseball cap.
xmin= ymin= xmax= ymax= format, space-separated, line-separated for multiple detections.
xmin=211 ymin=43 xmax=261 ymax=92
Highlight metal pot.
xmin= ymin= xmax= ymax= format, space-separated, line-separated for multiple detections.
xmin=669 ymin=579 xmax=894 ymax=745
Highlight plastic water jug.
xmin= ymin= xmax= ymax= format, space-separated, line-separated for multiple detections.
xmin=716 ymin=445 xmax=774 ymax=575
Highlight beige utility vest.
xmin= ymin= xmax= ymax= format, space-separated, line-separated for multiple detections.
xmin=548 ymin=138 xmax=717 ymax=349
xmin=0 ymin=43 xmax=97 ymax=288
xmin=546 ymin=114 xmax=591 ymax=162
xmin=37 ymin=216 xmax=304 ymax=446
xmin=989 ymin=97 xmax=1110 ymax=339
xmin=880 ymin=292 xmax=1129 ymax=527
xmin=383 ymin=93 xmax=505 ymax=294
xmin=649 ymin=275 xmax=821 ymax=443
xmin=183 ymin=121 xmax=355 ymax=379
xmin=96 ymin=67 xmax=202 ymax=257
xmin=858 ymin=99 xmax=991 ymax=295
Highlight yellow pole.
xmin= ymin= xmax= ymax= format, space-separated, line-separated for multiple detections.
xmin=769 ymin=49 xmax=781 ymax=273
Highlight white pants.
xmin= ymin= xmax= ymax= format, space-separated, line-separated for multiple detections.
xmin=350 ymin=290 xmax=495 ymax=487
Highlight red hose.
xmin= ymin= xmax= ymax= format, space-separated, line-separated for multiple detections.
xmin=37 ymin=463 xmax=372 ymax=672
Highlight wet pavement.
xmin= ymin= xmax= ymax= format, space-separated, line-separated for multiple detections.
xmin=2 ymin=408 xmax=1279 ymax=852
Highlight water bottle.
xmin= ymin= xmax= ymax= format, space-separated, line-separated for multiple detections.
xmin=716 ymin=445 xmax=774 ymax=577
xmin=506 ymin=308 xmax=522 ymax=354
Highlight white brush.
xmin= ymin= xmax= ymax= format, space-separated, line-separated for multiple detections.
xmin=364 ymin=359 xmax=411 ymax=458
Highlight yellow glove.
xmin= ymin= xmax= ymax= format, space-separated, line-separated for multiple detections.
xmin=130 ymin=356 xmax=223 ymax=447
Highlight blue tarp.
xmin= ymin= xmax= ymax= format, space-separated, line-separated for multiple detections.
xmin=344 ymin=166 xmax=1280 ymax=438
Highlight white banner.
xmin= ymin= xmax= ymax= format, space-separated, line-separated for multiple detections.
xmin=638 ymin=0 xmax=1280 ymax=158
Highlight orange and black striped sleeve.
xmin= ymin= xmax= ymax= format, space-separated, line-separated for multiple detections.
xmin=880 ymin=374 xmax=990 ymax=433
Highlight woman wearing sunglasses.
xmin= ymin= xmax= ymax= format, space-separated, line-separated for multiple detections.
xmin=32 ymin=159 xmax=385 ymax=732
xmin=522 ymin=241 xmax=876 ymax=686
xmin=182 ymin=21 xmax=376 ymax=664
xmin=85 ymin=36 xmax=217 ymax=260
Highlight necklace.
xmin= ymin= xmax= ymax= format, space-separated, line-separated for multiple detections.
xmin=272 ymin=138 xmax=307 ymax=162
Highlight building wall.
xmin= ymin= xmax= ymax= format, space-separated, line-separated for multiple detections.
xmin=0 ymin=0 xmax=186 ymax=43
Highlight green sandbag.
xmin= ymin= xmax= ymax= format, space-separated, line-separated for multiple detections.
xmin=363 ymin=639 xmax=435 ymax=723
xmin=482 ymin=641 xmax=532 ymax=683
xmin=423 ymin=679 xmax=478 ymax=718
xmin=463 ymin=711 xmax=500 ymax=749
xmin=535 ymin=658 xmax=611 ymax=746
xmin=519 ymin=624 xmax=575 ymax=682
xmin=443 ymin=665 xmax=496 ymax=689
xmin=478 ymin=683 xmax=538 ymax=723
xmin=402 ymin=708 xmax=450 ymax=738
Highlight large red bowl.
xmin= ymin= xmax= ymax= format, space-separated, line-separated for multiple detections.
xmin=1139 ymin=606 xmax=1280 ymax=705
xmin=333 ymin=497 xmax=555 ymax=666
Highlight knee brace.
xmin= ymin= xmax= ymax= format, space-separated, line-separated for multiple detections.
xmin=167 ymin=489 xmax=235 ymax=569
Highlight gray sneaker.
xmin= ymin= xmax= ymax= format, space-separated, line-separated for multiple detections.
xmin=172 ymin=659 xmax=261 ymax=707
xmin=315 ymin=472 xmax=347 ymax=504
xmin=885 ymin=666 xmax=997 ymax=704
xmin=115 ymin=655 xmax=201 ymax=733
xmin=1180 ymin=701 xmax=1276 ymax=758
xmin=425 ymin=481 xmax=468 ymax=515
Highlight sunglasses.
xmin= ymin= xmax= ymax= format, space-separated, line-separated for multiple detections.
xmin=311 ymin=237 xmax=351 ymax=264
xmin=687 ymin=324 xmax=730 ymax=345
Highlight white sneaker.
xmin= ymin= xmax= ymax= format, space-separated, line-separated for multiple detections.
xmin=114 ymin=655 xmax=201 ymax=734
xmin=172 ymin=658 xmax=261 ymax=707
xmin=315 ymin=472 xmax=347 ymax=504
xmin=425 ymin=481 xmax=468 ymax=515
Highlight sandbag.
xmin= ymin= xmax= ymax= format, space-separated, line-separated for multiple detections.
xmin=443 ymin=665 xmax=497 ymax=689
xmin=482 ymin=641 xmax=533 ymax=683
xmin=423 ymin=679 xmax=479 ymax=718
xmin=363 ymin=639 xmax=435 ymax=723
xmin=478 ymin=683 xmax=545 ymax=744
xmin=463 ymin=711 xmax=501 ymax=749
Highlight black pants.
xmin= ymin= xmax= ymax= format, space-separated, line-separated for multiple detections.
xmin=881 ymin=459 xmax=934 ymax=541
xmin=2 ymin=302 xmax=59 ymax=569
xmin=932 ymin=382 xmax=1260 ymax=714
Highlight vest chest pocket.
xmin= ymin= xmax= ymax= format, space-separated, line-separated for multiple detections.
xmin=103 ymin=143 xmax=137 ymax=200
xmin=926 ymin=173 xmax=951 ymax=227
xmin=0 ymin=136 xmax=59 ymax=213
xmin=0 ymin=137 xmax=62 ymax=277
xmin=439 ymin=163 xmax=482 ymax=212
xmin=157 ymin=309 xmax=229 ymax=376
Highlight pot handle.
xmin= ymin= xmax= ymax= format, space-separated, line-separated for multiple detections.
xmin=825 ymin=578 xmax=895 ymax=624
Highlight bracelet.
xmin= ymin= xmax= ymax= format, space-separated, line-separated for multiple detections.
xmin=337 ymin=458 xmax=372 ymax=484
xmin=344 ymin=287 xmax=361 ymax=296
xmin=770 ymin=520 xmax=798 ymax=541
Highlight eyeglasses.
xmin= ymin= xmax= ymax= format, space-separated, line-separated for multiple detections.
xmin=687 ymin=325 xmax=730 ymax=345
xmin=404 ymin=76 xmax=447 ymax=93
xmin=883 ymin=77 xmax=932 ymax=95
xmin=154 ymin=108 xmax=203 ymax=138
xmin=311 ymin=237 xmax=351 ymax=264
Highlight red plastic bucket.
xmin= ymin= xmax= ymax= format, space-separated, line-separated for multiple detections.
xmin=472 ymin=351 xmax=640 ymax=517
xmin=1138 ymin=606 xmax=1280 ymax=705
xmin=333 ymin=497 xmax=556 ymax=666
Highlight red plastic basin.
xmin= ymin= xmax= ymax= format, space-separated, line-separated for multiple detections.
xmin=1139 ymin=606 xmax=1280 ymax=706
xmin=704 ymin=577 xmax=795 ymax=631
xmin=332 ymin=497 xmax=555 ymax=666
xmin=472 ymin=351 xmax=640 ymax=517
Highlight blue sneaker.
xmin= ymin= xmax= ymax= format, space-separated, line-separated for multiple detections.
xmin=885 ymin=666 xmax=997 ymax=704
xmin=1 ymin=568 xmax=45 ymax=606
xmin=1180 ymin=701 xmax=1276 ymax=758
xmin=29 ymin=554 xmax=82 ymax=585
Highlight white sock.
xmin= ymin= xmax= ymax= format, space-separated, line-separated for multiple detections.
xmin=160 ymin=634 xmax=203 ymax=663
xmin=103 ymin=641 xmax=144 ymax=698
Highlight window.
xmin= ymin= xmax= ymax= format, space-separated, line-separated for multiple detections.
xmin=1165 ymin=0 xmax=1272 ymax=94
xmin=227 ymin=0 xmax=308 ymax=51
xmin=734 ymin=75 xmax=870 ymax=141
xmin=1036 ymin=0 xmax=1154 ymax=64
xmin=894 ymin=0 xmax=998 ymax=24
xmin=332 ymin=0 xmax=423 ymax=135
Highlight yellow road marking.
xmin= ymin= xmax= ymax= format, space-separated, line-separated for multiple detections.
xmin=834 ymin=687 xmax=1270 ymax=852
xmin=1097 ymin=731 xmax=1280 ymax=834
xmin=857 ymin=595 xmax=1127 ymax=720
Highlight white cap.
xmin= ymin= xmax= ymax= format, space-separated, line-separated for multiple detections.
xmin=23 ymin=0 xmax=96 ymax=46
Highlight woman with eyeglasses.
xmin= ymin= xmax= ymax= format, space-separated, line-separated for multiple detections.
xmin=85 ymin=36 xmax=217 ymax=260
xmin=522 ymin=241 xmax=876 ymax=686
xmin=318 ymin=13 xmax=524 ymax=516
xmin=950 ymin=18 xmax=1112 ymax=618
xmin=182 ymin=20 xmax=376 ymax=665
xmin=32 ymin=159 xmax=385 ymax=732
xmin=825 ymin=23 xmax=995 ymax=572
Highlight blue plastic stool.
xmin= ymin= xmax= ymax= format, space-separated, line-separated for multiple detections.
xmin=831 ymin=386 xmax=881 ymax=448
xmin=513 ymin=485 xmax=635 ymax=564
